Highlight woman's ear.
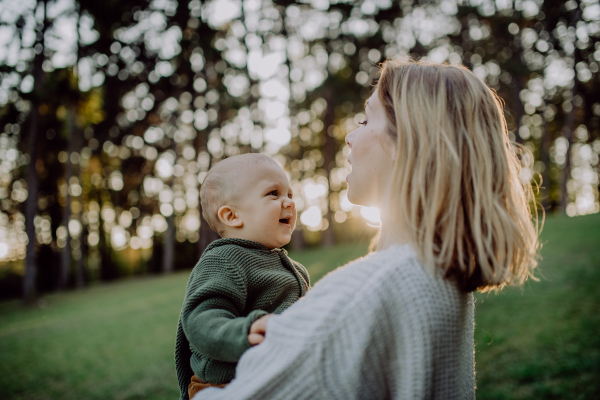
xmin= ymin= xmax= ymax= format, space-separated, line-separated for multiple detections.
xmin=217 ymin=205 xmax=243 ymax=228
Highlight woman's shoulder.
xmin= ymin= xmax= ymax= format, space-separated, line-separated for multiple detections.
xmin=268 ymin=244 xmax=463 ymax=341
xmin=313 ymin=243 xmax=431 ymax=293
xmin=269 ymin=245 xmax=472 ymax=341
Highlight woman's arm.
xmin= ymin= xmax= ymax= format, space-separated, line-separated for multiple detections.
xmin=193 ymin=319 xmax=324 ymax=400
xmin=191 ymin=257 xmax=393 ymax=400
xmin=194 ymin=322 xmax=322 ymax=400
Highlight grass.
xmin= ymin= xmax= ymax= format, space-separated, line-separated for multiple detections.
xmin=0 ymin=214 xmax=598 ymax=399
xmin=474 ymin=214 xmax=600 ymax=399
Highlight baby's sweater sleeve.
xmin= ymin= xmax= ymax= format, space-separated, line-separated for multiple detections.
xmin=181 ymin=256 xmax=268 ymax=363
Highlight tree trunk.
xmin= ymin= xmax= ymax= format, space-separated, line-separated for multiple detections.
xmin=561 ymin=82 xmax=577 ymax=213
xmin=540 ymin=116 xmax=551 ymax=211
xmin=290 ymin=229 xmax=305 ymax=251
xmin=99 ymin=221 xmax=117 ymax=280
xmin=23 ymin=98 xmax=40 ymax=302
xmin=197 ymin=151 xmax=218 ymax=258
xmin=561 ymin=7 xmax=582 ymax=214
xmin=23 ymin=0 xmax=48 ymax=303
xmin=198 ymin=205 xmax=218 ymax=256
xmin=75 ymin=125 xmax=86 ymax=288
xmin=511 ymin=74 xmax=524 ymax=144
xmin=162 ymin=214 xmax=175 ymax=273
xmin=76 ymin=216 xmax=86 ymax=288
xmin=321 ymin=89 xmax=336 ymax=247
xmin=58 ymin=110 xmax=75 ymax=290
xmin=74 ymin=6 xmax=84 ymax=289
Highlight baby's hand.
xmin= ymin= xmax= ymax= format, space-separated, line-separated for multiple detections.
xmin=248 ymin=314 xmax=274 ymax=345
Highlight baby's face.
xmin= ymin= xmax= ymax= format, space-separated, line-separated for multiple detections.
xmin=234 ymin=162 xmax=296 ymax=249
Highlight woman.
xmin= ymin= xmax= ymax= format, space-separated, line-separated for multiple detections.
xmin=193 ymin=59 xmax=540 ymax=399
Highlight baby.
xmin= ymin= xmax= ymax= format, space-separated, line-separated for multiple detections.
xmin=174 ymin=153 xmax=310 ymax=400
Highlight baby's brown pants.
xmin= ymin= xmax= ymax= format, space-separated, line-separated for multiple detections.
xmin=188 ymin=375 xmax=227 ymax=399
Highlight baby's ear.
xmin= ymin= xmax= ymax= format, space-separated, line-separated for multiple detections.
xmin=217 ymin=205 xmax=243 ymax=228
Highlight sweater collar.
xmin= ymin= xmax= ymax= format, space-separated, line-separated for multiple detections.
xmin=205 ymin=238 xmax=286 ymax=254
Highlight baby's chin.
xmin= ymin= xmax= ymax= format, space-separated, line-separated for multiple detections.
xmin=253 ymin=234 xmax=292 ymax=250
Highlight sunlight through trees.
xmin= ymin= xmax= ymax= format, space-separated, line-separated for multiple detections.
xmin=0 ymin=0 xmax=599 ymax=300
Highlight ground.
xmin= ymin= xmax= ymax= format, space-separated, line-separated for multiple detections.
xmin=0 ymin=213 xmax=598 ymax=400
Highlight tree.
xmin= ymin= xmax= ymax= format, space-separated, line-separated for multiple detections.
xmin=22 ymin=0 xmax=50 ymax=301
xmin=2 ymin=0 xmax=599 ymax=301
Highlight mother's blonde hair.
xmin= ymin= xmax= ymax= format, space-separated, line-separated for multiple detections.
xmin=378 ymin=59 xmax=540 ymax=292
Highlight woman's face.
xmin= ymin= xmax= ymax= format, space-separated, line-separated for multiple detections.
xmin=345 ymin=89 xmax=396 ymax=209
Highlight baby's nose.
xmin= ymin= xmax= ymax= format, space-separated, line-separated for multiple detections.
xmin=283 ymin=198 xmax=295 ymax=208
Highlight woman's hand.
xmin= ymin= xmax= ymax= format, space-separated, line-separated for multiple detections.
xmin=248 ymin=314 xmax=274 ymax=345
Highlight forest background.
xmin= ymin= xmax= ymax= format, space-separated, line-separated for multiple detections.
xmin=0 ymin=0 xmax=599 ymax=301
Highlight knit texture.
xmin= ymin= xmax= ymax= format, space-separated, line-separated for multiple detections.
xmin=193 ymin=244 xmax=475 ymax=400
xmin=175 ymin=238 xmax=310 ymax=400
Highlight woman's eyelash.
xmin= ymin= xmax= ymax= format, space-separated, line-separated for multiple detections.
xmin=359 ymin=120 xmax=367 ymax=126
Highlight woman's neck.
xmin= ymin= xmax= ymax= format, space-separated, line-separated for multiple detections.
xmin=376 ymin=220 xmax=410 ymax=251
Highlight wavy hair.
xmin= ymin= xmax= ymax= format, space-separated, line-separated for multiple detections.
xmin=377 ymin=59 xmax=540 ymax=292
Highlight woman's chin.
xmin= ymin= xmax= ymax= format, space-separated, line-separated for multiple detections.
xmin=346 ymin=190 xmax=362 ymax=207
xmin=347 ymin=191 xmax=378 ymax=209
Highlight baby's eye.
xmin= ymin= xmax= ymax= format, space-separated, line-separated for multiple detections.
xmin=268 ymin=190 xmax=278 ymax=197
xmin=288 ymin=193 xmax=293 ymax=199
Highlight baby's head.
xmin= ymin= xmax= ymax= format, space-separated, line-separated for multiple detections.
xmin=200 ymin=154 xmax=296 ymax=249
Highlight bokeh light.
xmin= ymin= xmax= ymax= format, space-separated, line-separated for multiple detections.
xmin=360 ymin=207 xmax=381 ymax=225
xmin=0 ymin=0 xmax=598 ymax=302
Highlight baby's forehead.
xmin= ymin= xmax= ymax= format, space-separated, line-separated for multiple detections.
xmin=221 ymin=155 xmax=274 ymax=172
xmin=206 ymin=155 xmax=290 ymax=199
xmin=238 ymin=162 xmax=289 ymax=188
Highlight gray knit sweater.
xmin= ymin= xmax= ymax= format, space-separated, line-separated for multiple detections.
xmin=193 ymin=243 xmax=475 ymax=400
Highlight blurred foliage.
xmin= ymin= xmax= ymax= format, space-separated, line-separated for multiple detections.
xmin=0 ymin=0 xmax=599 ymax=299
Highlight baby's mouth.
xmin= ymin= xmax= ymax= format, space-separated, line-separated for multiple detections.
xmin=279 ymin=217 xmax=291 ymax=226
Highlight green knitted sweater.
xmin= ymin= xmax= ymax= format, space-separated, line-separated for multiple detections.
xmin=174 ymin=238 xmax=310 ymax=400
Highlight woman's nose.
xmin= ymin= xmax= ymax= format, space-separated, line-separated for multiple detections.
xmin=345 ymin=130 xmax=355 ymax=148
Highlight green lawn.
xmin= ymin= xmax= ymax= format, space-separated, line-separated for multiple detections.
xmin=473 ymin=214 xmax=600 ymax=399
xmin=0 ymin=214 xmax=598 ymax=400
